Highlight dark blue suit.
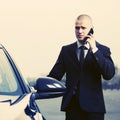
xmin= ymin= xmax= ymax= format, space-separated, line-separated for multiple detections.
xmin=48 ymin=42 xmax=115 ymax=116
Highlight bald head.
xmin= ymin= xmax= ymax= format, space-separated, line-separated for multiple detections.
xmin=77 ymin=14 xmax=92 ymax=21
xmin=75 ymin=14 xmax=94 ymax=42
xmin=75 ymin=14 xmax=93 ymax=27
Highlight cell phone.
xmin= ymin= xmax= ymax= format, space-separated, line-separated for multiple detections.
xmin=88 ymin=28 xmax=94 ymax=35
xmin=83 ymin=28 xmax=94 ymax=43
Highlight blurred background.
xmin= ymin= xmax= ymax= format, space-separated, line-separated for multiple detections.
xmin=0 ymin=0 xmax=120 ymax=78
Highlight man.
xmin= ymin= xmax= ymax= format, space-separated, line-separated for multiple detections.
xmin=48 ymin=14 xmax=115 ymax=120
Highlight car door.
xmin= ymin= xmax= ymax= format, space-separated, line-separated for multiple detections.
xmin=0 ymin=45 xmax=42 ymax=120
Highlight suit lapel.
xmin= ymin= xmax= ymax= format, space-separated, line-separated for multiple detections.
xmin=68 ymin=42 xmax=81 ymax=71
xmin=84 ymin=48 xmax=92 ymax=63
xmin=68 ymin=42 xmax=103 ymax=72
xmin=68 ymin=42 xmax=95 ymax=72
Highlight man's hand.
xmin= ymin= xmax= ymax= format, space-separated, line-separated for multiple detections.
xmin=86 ymin=34 xmax=98 ymax=53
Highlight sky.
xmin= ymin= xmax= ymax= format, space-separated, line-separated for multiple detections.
xmin=0 ymin=0 xmax=120 ymax=78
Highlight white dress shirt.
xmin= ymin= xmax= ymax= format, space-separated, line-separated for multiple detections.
xmin=76 ymin=40 xmax=98 ymax=61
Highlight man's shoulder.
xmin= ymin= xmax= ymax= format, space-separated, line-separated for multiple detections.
xmin=62 ymin=42 xmax=77 ymax=49
xmin=96 ymin=41 xmax=110 ymax=50
xmin=59 ymin=42 xmax=77 ymax=53
xmin=96 ymin=41 xmax=111 ymax=55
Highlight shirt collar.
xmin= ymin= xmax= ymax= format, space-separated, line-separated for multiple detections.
xmin=77 ymin=40 xmax=90 ymax=49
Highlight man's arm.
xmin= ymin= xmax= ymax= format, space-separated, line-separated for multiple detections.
xmin=48 ymin=47 xmax=65 ymax=81
xmin=93 ymin=47 xmax=115 ymax=80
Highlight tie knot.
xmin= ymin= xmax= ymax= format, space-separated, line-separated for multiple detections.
xmin=79 ymin=45 xmax=85 ymax=50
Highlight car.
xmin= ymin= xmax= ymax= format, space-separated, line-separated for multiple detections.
xmin=0 ymin=44 xmax=66 ymax=120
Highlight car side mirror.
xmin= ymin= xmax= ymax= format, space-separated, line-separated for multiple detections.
xmin=29 ymin=77 xmax=66 ymax=99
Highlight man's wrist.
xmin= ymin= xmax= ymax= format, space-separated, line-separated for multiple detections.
xmin=92 ymin=47 xmax=98 ymax=53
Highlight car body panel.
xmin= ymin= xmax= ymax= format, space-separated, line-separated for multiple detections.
xmin=0 ymin=94 xmax=43 ymax=120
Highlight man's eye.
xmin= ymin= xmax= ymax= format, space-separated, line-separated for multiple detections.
xmin=75 ymin=26 xmax=80 ymax=30
xmin=81 ymin=27 xmax=86 ymax=30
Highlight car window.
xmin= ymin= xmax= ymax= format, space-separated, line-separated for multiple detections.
xmin=0 ymin=50 xmax=22 ymax=95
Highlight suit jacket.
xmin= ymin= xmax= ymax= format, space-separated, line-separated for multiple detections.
xmin=48 ymin=41 xmax=115 ymax=113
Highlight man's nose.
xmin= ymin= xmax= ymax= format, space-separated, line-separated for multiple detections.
xmin=78 ymin=28 xmax=82 ymax=33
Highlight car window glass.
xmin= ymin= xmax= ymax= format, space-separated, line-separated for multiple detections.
xmin=0 ymin=50 xmax=22 ymax=95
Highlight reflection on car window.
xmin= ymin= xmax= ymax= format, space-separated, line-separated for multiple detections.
xmin=0 ymin=50 xmax=22 ymax=95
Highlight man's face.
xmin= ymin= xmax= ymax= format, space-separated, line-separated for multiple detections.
xmin=75 ymin=18 xmax=92 ymax=42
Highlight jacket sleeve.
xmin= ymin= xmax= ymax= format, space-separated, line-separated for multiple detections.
xmin=47 ymin=47 xmax=65 ymax=81
xmin=93 ymin=47 xmax=115 ymax=80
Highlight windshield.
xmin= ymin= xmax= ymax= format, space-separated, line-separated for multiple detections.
xmin=0 ymin=49 xmax=22 ymax=95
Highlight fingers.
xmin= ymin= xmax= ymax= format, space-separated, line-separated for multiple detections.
xmin=86 ymin=33 xmax=93 ymax=39
xmin=86 ymin=34 xmax=97 ymax=50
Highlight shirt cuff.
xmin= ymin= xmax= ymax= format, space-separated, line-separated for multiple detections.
xmin=92 ymin=47 xmax=98 ymax=53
